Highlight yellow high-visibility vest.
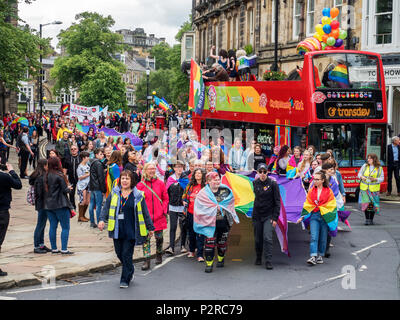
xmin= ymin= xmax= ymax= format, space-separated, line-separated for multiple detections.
xmin=108 ymin=192 xmax=148 ymax=237
xmin=360 ymin=166 xmax=382 ymax=192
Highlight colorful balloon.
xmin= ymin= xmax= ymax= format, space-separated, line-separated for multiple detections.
xmin=331 ymin=29 xmax=340 ymax=39
xmin=334 ymin=38 xmax=344 ymax=47
xmin=315 ymin=24 xmax=323 ymax=34
xmin=322 ymin=8 xmax=331 ymax=17
xmin=339 ymin=29 xmax=347 ymax=39
xmin=314 ymin=33 xmax=323 ymax=41
xmin=321 ymin=42 xmax=327 ymax=50
xmin=323 ymin=24 xmax=332 ymax=34
xmin=322 ymin=34 xmax=329 ymax=43
xmin=296 ymin=37 xmax=322 ymax=55
xmin=330 ymin=20 xmax=340 ymax=30
xmin=327 ymin=37 xmax=336 ymax=46
xmin=330 ymin=7 xmax=340 ymax=19
xmin=321 ymin=16 xmax=331 ymax=25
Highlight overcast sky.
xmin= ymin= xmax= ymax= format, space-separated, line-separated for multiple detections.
xmin=18 ymin=0 xmax=192 ymax=50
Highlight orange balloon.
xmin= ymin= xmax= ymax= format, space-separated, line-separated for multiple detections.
xmin=331 ymin=7 xmax=339 ymax=19
xmin=322 ymin=34 xmax=329 ymax=43
xmin=331 ymin=29 xmax=340 ymax=39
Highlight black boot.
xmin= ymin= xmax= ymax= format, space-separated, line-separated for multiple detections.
xmin=364 ymin=210 xmax=370 ymax=225
xmin=370 ymin=211 xmax=375 ymax=225
xmin=141 ymin=258 xmax=150 ymax=271
xmin=255 ymin=256 xmax=262 ymax=265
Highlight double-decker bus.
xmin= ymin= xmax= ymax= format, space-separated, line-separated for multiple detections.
xmin=192 ymin=50 xmax=388 ymax=196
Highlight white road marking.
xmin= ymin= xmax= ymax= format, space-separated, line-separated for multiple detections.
xmin=0 ymin=296 xmax=17 ymax=300
xmin=352 ymin=240 xmax=387 ymax=256
xmin=6 ymin=280 xmax=110 ymax=295
xmin=141 ymin=253 xmax=188 ymax=276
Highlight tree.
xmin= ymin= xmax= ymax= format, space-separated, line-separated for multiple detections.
xmin=0 ymin=0 xmax=50 ymax=91
xmin=78 ymin=62 xmax=127 ymax=108
xmin=150 ymin=42 xmax=173 ymax=70
xmin=175 ymin=15 xmax=192 ymax=43
xmin=51 ymin=11 xmax=127 ymax=109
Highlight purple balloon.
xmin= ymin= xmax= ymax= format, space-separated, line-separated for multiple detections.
xmin=334 ymin=38 xmax=343 ymax=47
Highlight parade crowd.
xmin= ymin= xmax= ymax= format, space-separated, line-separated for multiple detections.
xmin=1 ymin=109 xmax=398 ymax=288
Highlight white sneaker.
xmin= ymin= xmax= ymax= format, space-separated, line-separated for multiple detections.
xmin=307 ymin=256 xmax=317 ymax=265
xmin=181 ymin=246 xmax=188 ymax=253
xmin=316 ymin=256 xmax=324 ymax=264
xmin=165 ymin=247 xmax=174 ymax=255
xmin=187 ymin=252 xmax=195 ymax=258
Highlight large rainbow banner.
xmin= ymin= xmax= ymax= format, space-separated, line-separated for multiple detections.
xmin=188 ymin=59 xmax=205 ymax=116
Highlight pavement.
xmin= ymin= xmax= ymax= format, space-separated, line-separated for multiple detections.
xmin=0 ymin=137 xmax=177 ymax=290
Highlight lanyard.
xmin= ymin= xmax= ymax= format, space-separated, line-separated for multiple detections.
xmin=120 ymin=193 xmax=131 ymax=208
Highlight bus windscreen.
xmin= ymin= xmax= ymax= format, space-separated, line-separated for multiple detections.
xmin=313 ymin=53 xmax=380 ymax=90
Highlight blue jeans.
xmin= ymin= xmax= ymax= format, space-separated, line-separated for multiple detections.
xmin=309 ymin=211 xmax=329 ymax=257
xmin=47 ymin=208 xmax=70 ymax=251
xmin=187 ymin=213 xmax=205 ymax=257
xmin=34 ymin=209 xmax=48 ymax=248
xmin=89 ymin=191 xmax=103 ymax=224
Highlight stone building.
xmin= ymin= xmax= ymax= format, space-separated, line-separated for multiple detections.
xmin=116 ymin=28 xmax=166 ymax=56
xmin=192 ymin=0 xmax=361 ymax=76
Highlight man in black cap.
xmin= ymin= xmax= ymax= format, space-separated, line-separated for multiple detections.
xmin=252 ymin=163 xmax=281 ymax=270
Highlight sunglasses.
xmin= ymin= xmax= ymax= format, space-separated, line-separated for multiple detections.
xmin=258 ymin=170 xmax=267 ymax=174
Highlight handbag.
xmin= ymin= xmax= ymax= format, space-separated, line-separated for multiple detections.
xmin=27 ymin=185 xmax=35 ymax=205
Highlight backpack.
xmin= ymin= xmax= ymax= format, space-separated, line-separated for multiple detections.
xmin=27 ymin=185 xmax=35 ymax=205
xmin=16 ymin=133 xmax=28 ymax=151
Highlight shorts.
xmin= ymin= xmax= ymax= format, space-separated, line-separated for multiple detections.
xmin=77 ymin=187 xmax=89 ymax=203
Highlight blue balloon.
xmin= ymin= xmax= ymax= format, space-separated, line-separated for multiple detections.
xmin=323 ymin=24 xmax=332 ymax=34
xmin=322 ymin=8 xmax=331 ymax=17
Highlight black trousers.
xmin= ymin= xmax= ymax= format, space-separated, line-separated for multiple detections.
xmin=253 ymin=218 xmax=274 ymax=262
xmin=69 ymin=183 xmax=77 ymax=209
xmin=0 ymin=149 xmax=7 ymax=165
xmin=168 ymin=210 xmax=186 ymax=251
xmin=204 ymin=219 xmax=230 ymax=262
xmin=20 ymin=150 xmax=30 ymax=177
xmin=0 ymin=210 xmax=10 ymax=248
xmin=387 ymin=162 xmax=400 ymax=193
xmin=113 ymin=239 xmax=135 ymax=284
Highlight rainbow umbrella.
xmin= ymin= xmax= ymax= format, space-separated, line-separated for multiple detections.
xmin=11 ymin=117 xmax=29 ymax=128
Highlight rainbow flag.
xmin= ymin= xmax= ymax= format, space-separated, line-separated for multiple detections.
xmin=221 ymin=172 xmax=255 ymax=218
xmin=301 ymin=186 xmax=338 ymax=236
xmin=115 ymin=109 xmax=122 ymax=118
xmin=328 ymin=64 xmax=349 ymax=87
xmin=188 ymin=59 xmax=205 ymax=115
xmin=154 ymin=96 xmax=172 ymax=112
xmin=286 ymin=155 xmax=302 ymax=179
xmin=62 ymin=104 xmax=70 ymax=114
xmin=106 ymin=163 xmax=121 ymax=198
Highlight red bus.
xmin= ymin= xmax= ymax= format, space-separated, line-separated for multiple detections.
xmin=192 ymin=50 xmax=388 ymax=196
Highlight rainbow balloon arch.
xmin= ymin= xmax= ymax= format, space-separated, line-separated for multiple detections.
xmin=296 ymin=7 xmax=347 ymax=55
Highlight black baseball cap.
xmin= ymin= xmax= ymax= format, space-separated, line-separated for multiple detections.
xmin=257 ymin=163 xmax=268 ymax=172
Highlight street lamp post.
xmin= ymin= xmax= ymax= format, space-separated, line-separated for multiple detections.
xmin=146 ymin=68 xmax=150 ymax=116
xmin=39 ymin=21 xmax=62 ymax=134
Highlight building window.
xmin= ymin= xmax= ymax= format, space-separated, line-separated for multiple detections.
xmin=293 ymin=0 xmax=302 ymax=40
xmin=126 ymin=91 xmax=135 ymax=106
xmin=306 ymin=0 xmax=315 ymax=36
xmin=333 ymin=0 xmax=343 ymax=25
xmin=248 ymin=8 xmax=254 ymax=46
xmin=185 ymin=35 xmax=194 ymax=61
xmin=57 ymin=90 xmax=77 ymax=104
xmin=18 ymin=86 xmax=33 ymax=103
xmin=375 ymin=0 xmax=393 ymax=44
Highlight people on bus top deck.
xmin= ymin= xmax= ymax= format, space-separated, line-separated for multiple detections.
xmin=203 ymin=64 xmax=230 ymax=82
xmin=209 ymin=46 xmax=230 ymax=72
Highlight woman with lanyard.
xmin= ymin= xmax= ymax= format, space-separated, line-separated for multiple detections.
xmin=358 ymin=153 xmax=384 ymax=225
xmin=99 ymin=170 xmax=154 ymax=288
xmin=136 ymin=162 xmax=169 ymax=270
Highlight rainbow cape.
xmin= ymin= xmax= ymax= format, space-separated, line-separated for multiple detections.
xmin=301 ymin=186 xmax=338 ymax=236
xmin=193 ymin=184 xmax=239 ymax=238
xmin=106 ymin=163 xmax=121 ymax=198
xmin=286 ymin=155 xmax=302 ymax=179
xmin=328 ymin=64 xmax=349 ymax=87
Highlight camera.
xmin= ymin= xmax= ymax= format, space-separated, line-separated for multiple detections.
xmin=0 ymin=164 xmax=7 ymax=171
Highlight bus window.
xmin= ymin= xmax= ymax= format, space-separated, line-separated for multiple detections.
xmin=313 ymin=53 xmax=380 ymax=90
xmin=366 ymin=126 xmax=386 ymax=165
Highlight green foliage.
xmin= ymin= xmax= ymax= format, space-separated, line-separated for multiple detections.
xmin=51 ymin=11 xmax=127 ymax=107
xmin=79 ymin=62 xmax=127 ymax=108
xmin=0 ymin=0 xmax=50 ymax=91
xmin=150 ymin=42 xmax=172 ymax=70
xmin=262 ymin=69 xmax=287 ymax=81
xmin=244 ymin=44 xmax=253 ymax=55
